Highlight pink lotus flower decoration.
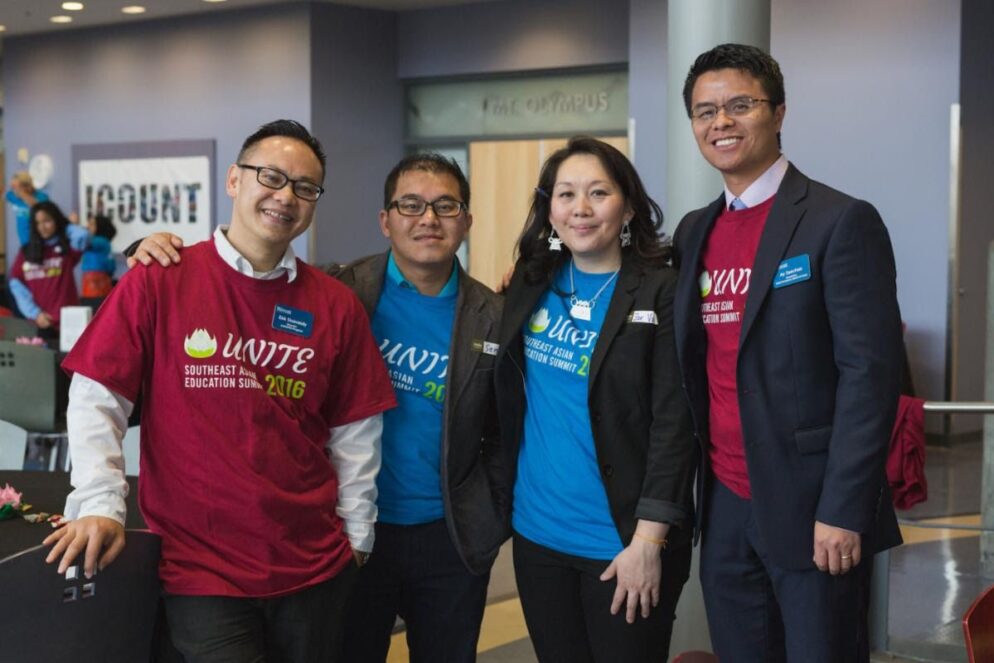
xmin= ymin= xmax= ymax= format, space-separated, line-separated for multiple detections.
xmin=0 ymin=483 xmax=21 ymax=509
xmin=0 ymin=483 xmax=23 ymax=521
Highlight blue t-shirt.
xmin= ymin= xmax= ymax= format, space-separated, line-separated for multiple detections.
xmin=370 ymin=254 xmax=458 ymax=525
xmin=82 ymin=235 xmax=116 ymax=276
xmin=6 ymin=189 xmax=50 ymax=247
xmin=513 ymin=262 xmax=622 ymax=559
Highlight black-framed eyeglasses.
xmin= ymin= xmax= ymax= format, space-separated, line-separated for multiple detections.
xmin=690 ymin=96 xmax=773 ymax=122
xmin=237 ymin=164 xmax=325 ymax=202
xmin=388 ymin=197 xmax=467 ymax=218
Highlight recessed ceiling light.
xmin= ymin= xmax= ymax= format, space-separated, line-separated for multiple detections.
xmin=121 ymin=5 xmax=146 ymax=14
xmin=62 ymin=2 xmax=85 ymax=10
xmin=203 ymin=0 xmax=228 ymax=3
xmin=50 ymin=15 xmax=73 ymax=24
xmin=0 ymin=25 xmax=6 ymax=32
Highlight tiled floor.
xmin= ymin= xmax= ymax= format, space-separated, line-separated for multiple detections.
xmin=886 ymin=437 xmax=988 ymax=663
xmin=386 ymin=438 xmax=988 ymax=662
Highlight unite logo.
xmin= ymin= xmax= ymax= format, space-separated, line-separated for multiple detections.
xmin=699 ymin=268 xmax=752 ymax=298
xmin=379 ymin=339 xmax=449 ymax=379
xmin=184 ymin=328 xmax=217 ymax=359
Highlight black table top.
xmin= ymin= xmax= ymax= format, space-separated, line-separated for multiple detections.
xmin=0 ymin=471 xmax=144 ymax=560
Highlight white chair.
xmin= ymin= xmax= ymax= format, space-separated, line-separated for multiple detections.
xmin=0 ymin=420 xmax=28 ymax=470
xmin=122 ymin=426 xmax=141 ymax=477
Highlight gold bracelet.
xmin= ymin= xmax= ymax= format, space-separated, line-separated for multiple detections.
xmin=634 ymin=532 xmax=668 ymax=548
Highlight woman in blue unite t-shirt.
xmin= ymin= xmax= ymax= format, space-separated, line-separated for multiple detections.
xmin=494 ymin=136 xmax=697 ymax=662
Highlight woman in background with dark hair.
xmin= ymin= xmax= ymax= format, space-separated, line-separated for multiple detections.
xmin=8 ymin=201 xmax=89 ymax=335
xmin=494 ymin=136 xmax=696 ymax=662
xmin=81 ymin=214 xmax=118 ymax=298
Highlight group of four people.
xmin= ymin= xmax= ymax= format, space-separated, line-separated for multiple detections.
xmin=44 ymin=43 xmax=903 ymax=663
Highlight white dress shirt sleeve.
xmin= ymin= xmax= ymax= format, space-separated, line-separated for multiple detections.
xmin=326 ymin=414 xmax=382 ymax=553
xmin=63 ymin=374 xmax=134 ymax=525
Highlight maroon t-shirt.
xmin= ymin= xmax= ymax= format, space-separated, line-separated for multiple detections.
xmin=64 ymin=240 xmax=396 ymax=597
xmin=10 ymin=243 xmax=81 ymax=325
xmin=699 ymin=197 xmax=775 ymax=499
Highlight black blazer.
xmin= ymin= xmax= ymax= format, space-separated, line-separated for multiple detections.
xmin=673 ymin=164 xmax=903 ymax=570
xmin=329 ymin=253 xmax=510 ymax=575
xmin=494 ymin=255 xmax=697 ymax=546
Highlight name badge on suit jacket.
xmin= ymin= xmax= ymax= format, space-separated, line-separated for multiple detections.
xmin=773 ymin=254 xmax=811 ymax=289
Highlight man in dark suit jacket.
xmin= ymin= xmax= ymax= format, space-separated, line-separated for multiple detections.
xmin=672 ymin=43 xmax=903 ymax=662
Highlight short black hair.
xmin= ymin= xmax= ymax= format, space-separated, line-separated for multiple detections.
xmin=682 ymin=43 xmax=785 ymax=116
xmin=91 ymin=215 xmax=117 ymax=241
xmin=383 ymin=153 xmax=470 ymax=210
xmin=238 ymin=119 xmax=326 ymax=178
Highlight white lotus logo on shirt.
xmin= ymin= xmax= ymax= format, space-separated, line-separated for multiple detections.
xmin=699 ymin=271 xmax=712 ymax=298
xmin=528 ymin=308 xmax=551 ymax=334
xmin=184 ymin=328 xmax=217 ymax=359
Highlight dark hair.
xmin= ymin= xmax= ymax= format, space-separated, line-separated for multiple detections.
xmin=382 ymin=153 xmax=470 ymax=210
xmin=25 ymin=201 xmax=71 ymax=264
xmin=516 ymin=136 xmax=670 ymax=285
xmin=682 ymin=43 xmax=785 ymax=116
xmin=238 ymin=119 xmax=326 ymax=178
xmin=91 ymin=215 xmax=117 ymax=241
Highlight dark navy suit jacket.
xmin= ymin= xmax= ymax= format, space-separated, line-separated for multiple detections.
xmin=673 ymin=164 xmax=903 ymax=570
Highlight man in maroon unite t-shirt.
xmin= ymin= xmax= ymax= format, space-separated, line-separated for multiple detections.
xmin=45 ymin=120 xmax=396 ymax=662
xmin=673 ymin=45 xmax=903 ymax=662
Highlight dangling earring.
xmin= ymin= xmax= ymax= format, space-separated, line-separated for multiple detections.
xmin=620 ymin=222 xmax=632 ymax=248
xmin=548 ymin=228 xmax=563 ymax=251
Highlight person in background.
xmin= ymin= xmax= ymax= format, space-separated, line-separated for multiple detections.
xmin=8 ymin=201 xmax=89 ymax=336
xmin=81 ymin=214 xmax=117 ymax=298
xmin=494 ymin=136 xmax=696 ymax=662
xmin=6 ymin=171 xmax=50 ymax=247
xmin=44 ymin=119 xmax=396 ymax=662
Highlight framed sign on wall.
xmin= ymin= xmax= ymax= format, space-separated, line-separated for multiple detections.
xmin=72 ymin=140 xmax=215 ymax=253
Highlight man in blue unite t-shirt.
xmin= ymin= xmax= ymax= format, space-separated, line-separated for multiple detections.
xmin=131 ymin=153 xmax=510 ymax=663
xmin=329 ymin=154 xmax=509 ymax=663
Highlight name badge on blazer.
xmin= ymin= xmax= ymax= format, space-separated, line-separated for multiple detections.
xmin=627 ymin=310 xmax=659 ymax=325
xmin=471 ymin=339 xmax=500 ymax=356
xmin=773 ymin=254 xmax=811 ymax=289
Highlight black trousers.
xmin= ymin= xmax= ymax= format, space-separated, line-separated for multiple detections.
xmin=700 ymin=478 xmax=873 ymax=663
xmin=343 ymin=519 xmax=490 ymax=663
xmin=162 ymin=563 xmax=357 ymax=663
xmin=512 ymin=531 xmax=692 ymax=663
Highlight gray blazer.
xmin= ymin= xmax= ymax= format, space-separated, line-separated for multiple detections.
xmin=327 ymin=253 xmax=510 ymax=574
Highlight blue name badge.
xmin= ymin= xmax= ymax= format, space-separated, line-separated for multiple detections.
xmin=272 ymin=304 xmax=314 ymax=338
xmin=773 ymin=254 xmax=812 ymax=289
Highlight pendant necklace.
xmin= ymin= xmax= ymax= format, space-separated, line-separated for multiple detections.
xmin=568 ymin=258 xmax=619 ymax=321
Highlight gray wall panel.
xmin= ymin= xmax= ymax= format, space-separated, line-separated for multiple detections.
xmin=628 ymin=0 xmax=669 ymax=231
xmin=955 ymin=0 xmax=994 ymax=428
xmin=397 ymin=0 xmax=629 ymax=79
xmin=772 ymin=0 xmax=960 ymax=406
xmin=310 ymin=3 xmax=404 ymax=266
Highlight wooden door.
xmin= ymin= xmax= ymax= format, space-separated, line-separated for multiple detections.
xmin=467 ymin=137 xmax=628 ymax=290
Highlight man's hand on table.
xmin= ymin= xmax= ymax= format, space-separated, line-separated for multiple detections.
xmin=44 ymin=515 xmax=125 ymax=578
